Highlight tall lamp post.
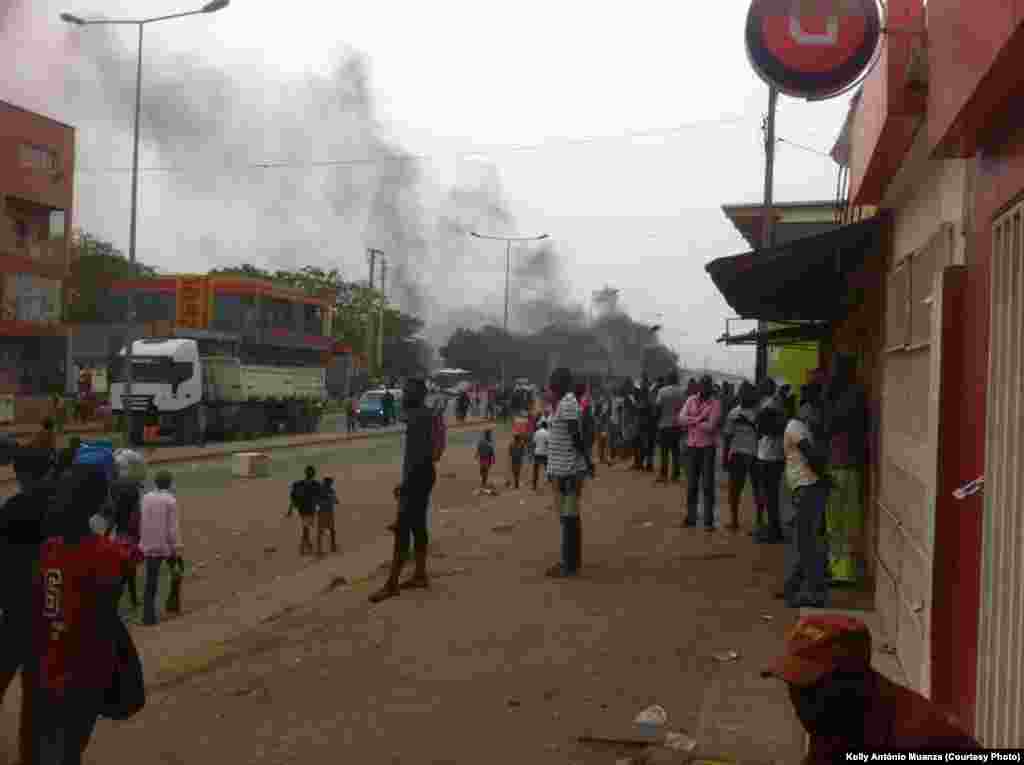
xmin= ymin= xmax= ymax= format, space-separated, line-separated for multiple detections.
xmin=61 ymin=0 xmax=229 ymax=443
xmin=468 ymin=230 xmax=548 ymax=392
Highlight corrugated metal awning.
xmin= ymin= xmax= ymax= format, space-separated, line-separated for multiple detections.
xmin=705 ymin=216 xmax=884 ymax=323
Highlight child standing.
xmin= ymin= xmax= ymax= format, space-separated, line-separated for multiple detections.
xmin=477 ymin=430 xmax=496 ymax=489
xmin=508 ymin=434 xmax=526 ymax=489
xmin=316 ymin=477 xmax=339 ymax=555
xmin=288 ymin=465 xmax=321 ymax=555
xmin=531 ymin=421 xmax=549 ymax=491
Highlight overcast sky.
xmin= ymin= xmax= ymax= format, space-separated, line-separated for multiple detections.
xmin=2 ymin=0 xmax=854 ymax=376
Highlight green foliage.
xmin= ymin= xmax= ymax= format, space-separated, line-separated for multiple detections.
xmin=65 ymin=230 xmax=157 ymax=322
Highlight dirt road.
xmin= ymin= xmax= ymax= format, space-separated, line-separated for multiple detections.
xmin=2 ymin=429 xmax=844 ymax=765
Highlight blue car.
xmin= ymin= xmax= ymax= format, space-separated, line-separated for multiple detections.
xmin=358 ymin=390 xmax=401 ymax=427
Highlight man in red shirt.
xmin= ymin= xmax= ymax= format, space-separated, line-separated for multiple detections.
xmin=34 ymin=464 xmax=136 ymax=765
xmin=762 ymin=615 xmax=979 ymax=762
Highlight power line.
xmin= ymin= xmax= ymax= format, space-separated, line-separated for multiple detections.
xmin=776 ymin=136 xmax=832 ymax=159
xmin=76 ymin=113 xmax=759 ymax=175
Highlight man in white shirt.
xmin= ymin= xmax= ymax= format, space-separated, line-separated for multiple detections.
xmin=780 ymin=402 xmax=831 ymax=609
xmin=139 ymin=470 xmax=183 ymax=625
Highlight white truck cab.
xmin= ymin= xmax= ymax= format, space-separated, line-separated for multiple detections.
xmin=109 ymin=338 xmax=202 ymax=416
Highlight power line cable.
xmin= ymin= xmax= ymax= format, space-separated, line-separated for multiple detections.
xmin=775 ymin=136 xmax=832 ymax=159
xmin=76 ymin=113 xmax=760 ymax=175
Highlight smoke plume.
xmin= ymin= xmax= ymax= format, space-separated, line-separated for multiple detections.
xmin=1 ymin=1 xmax=670 ymax=371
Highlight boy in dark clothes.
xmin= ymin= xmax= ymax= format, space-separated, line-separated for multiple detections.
xmin=507 ymin=433 xmax=527 ymax=489
xmin=370 ymin=378 xmax=436 ymax=603
xmin=288 ymin=465 xmax=321 ymax=555
xmin=316 ymin=477 xmax=339 ymax=556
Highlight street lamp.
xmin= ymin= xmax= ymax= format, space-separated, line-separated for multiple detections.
xmin=61 ymin=0 xmax=230 ymax=267
xmin=468 ymin=230 xmax=548 ymax=391
xmin=61 ymin=1 xmax=229 ymax=443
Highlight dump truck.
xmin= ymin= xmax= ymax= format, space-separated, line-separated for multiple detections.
xmin=109 ymin=338 xmax=327 ymax=445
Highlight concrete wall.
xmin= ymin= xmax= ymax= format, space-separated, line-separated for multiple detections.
xmin=875 ymin=149 xmax=965 ymax=696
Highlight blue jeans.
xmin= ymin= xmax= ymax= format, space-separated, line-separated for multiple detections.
xmin=143 ymin=556 xmax=165 ymax=625
xmin=784 ymin=483 xmax=830 ymax=607
xmin=686 ymin=446 xmax=717 ymax=527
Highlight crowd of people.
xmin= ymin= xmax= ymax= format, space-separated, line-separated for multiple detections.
xmin=0 ymin=436 xmax=189 ymax=763
xmin=455 ymin=359 xmax=869 ymax=609
xmin=0 ymin=361 xmax=979 ymax=762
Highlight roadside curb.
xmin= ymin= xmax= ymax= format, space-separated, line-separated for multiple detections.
xmin=0 ymin=418 xmax=498 ymax=487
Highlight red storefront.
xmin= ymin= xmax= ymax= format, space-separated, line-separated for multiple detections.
xmin=926 ymin=0 xmax=1024 ymax=745
xmin=851 ymin=0 xmax=1024 ymax=742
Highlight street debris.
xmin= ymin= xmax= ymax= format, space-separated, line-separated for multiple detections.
xmin=634 ymin=704 xmax=668 ymax=726
xmin=760 ymin=614 xmax=774 ymax=622
xmin=227 ymin=686 xmax=255 ymax=697
xmin=492 ymin=522 xmax=516 ymax=534
xmin=878 ymin=642 xmax=898 ymax=656
xmin=712 ymin=650 xmax=741 ymax=663
xmin=264 ymin=546 xmax=277 ymax=554
xmin=641 ymin=521 xmax=655 ymax=528
xmin=506 ymin=697 xmax=521 ymax=708
xmin=663 ymin=731 xmax=698 ymax=752
xmin=322 ymin=575 xmax=348 ymax=593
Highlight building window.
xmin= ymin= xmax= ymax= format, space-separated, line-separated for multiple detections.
xmin=18 ymin=143 xmax=58 ymax=172
xmin=49 ymin=210 xmax=65 ymax=240
xmin=885 ymin=224 xmax=954 ymax=352
xmin=4 ymin=274 xmax=61 ymax=322
xmin=303 ymin=303 xmax=323 ymax=336
xmin=266 ymin=298 xmax=295 ymax=330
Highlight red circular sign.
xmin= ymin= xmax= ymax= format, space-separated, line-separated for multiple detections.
xmin=746 ymin=0 xmax=883 ymax=100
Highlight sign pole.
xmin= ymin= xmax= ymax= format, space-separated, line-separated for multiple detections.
xmin=755 ymin=85 xmax=778 ymax=384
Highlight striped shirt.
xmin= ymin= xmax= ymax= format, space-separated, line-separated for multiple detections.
xmin=547 ymin=393 xmax=586 ymax=478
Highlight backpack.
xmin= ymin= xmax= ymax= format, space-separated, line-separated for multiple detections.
xmin=431 ymin=406 xmax=447 ymax=462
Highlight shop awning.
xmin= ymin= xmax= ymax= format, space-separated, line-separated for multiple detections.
xmin=705 ymin=217 xmax=884 ymax=322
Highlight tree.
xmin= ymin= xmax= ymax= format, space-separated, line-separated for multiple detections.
xmin=65 ymin=230 xmax=158 ymax=322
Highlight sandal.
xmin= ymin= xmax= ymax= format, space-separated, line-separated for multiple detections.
xmin=368 ymin=584 xmax=400 ymax=603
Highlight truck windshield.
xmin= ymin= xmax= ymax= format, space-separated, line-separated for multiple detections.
xmin=111 ymin=358 xmax=193 ymax=385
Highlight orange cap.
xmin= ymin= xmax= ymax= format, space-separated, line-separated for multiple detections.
xmin=761 ymin=615 xmax=872 ymax=686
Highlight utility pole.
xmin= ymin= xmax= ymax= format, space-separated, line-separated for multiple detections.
xmin=755 ymin=86 xmax=778 ymax=384
xmin=377 ymin=258 xmax=387 ymax=381
xmin=366 ymin=248 xmax=381 ymax=380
